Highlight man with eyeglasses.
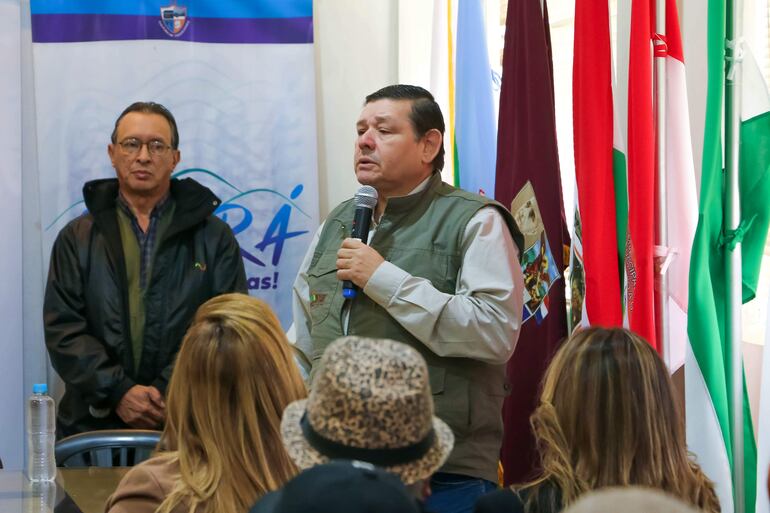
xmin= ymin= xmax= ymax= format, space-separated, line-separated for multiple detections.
xmin=43 ymin=102 xmax=247 ymax=437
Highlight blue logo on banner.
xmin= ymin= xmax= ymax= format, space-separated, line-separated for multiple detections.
xmin=159 ymin=4 xmax=189 ymax=37
xmin=213 ymin=180 xmax=309 ymax=291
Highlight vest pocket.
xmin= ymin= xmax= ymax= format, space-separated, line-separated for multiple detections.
xmin=469 ymin=381 xmax=507 ymax=436
xmin=428 ymin=365 xmax=471 ymax=439
xmin=306 ymin=251 xmax=341 ymax=326
xmin=384 ymin=248 xmax=457 ymax=294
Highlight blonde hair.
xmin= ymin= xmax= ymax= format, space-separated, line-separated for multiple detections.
xmin=156 ymin=293 xmax=307 ymax=513
xmin=519 ymin=327 xmax=719 ymax=513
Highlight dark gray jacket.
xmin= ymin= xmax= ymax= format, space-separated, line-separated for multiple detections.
xmin=44 ymin=177 xmax=247 ymax=435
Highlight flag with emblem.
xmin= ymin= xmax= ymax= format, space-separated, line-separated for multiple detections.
xmin=494 ymin=0 xmax=569 ymax=485
xmin=624 ymin=0 xmax=657 ymax=348
xmin=570 ymin=0 xmax=624 ymax=332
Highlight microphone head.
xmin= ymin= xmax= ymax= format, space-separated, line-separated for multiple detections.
xmin=354 ymin=186 xmax=378 ymax=210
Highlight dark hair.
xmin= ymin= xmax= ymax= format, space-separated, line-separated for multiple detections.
xmin=365 ymin=85 xmax=445 ymax=172
xmin=111 ymin=101 xmax=179 ymax=149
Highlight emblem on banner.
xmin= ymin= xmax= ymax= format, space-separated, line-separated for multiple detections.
xmin=159 ymin=4 xmax=189 ymax=37
xmin=511 ymin=181 xmax=562 ymax=326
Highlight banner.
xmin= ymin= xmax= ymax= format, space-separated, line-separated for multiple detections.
xmin=32 ymin=0 xmax=318 ymax=328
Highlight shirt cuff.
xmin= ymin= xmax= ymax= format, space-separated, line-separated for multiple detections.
xmin=363 ymin=260 xmax=409 ymax=307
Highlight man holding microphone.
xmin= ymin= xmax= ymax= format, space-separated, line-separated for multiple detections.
xmin=292 ymin=85 xmax=524 ymax=513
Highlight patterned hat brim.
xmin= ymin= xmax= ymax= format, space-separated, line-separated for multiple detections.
xmin=280 ymin=399 xmax=455 ymax=485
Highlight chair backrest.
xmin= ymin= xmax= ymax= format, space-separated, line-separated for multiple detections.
xmin=55 ymin=429 xmax=162 ymax=467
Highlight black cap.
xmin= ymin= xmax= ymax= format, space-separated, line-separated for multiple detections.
xmin=250 ymin=461 xmax=424 ymax=513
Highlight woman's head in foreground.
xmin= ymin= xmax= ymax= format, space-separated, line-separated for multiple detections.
xmin=159 ymin=293 xmax=307 ymax=513
xmin=527 ymin=327 xmax=719 ymax=512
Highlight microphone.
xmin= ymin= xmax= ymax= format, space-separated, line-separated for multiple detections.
xmin=342 ymin=185 xmax=378 ymax=299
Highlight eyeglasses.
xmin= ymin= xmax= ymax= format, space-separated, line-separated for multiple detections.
xmin=117 ymin=138 xmax=173 ymax=157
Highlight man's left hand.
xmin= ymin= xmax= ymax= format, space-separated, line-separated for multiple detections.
xmin=336 ymin=238 xmax=384 ymax=289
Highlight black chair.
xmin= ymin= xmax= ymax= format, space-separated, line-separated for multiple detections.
xmin=55 ymin=429 xmax=161 ymax=467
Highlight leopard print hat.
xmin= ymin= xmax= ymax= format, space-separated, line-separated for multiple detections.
xmin=280 ymin=336 xmax=455 ymax=485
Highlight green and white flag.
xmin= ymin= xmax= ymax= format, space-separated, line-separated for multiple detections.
xmin=684 ymin=1 xmax=770 ymax=512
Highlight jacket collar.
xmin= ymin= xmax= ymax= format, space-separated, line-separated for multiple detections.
xmin=382 ymin=173 xmax=442 ymax=215
xmin=82 ymin=177 xmax=221 ymax=223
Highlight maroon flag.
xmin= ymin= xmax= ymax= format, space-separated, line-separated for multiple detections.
xmin=494 ymin=0 xmax=569 ymax=485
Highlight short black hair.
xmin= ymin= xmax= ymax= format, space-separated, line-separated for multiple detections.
xmin=111 ymin=101 xmax=179 ymax=149
xmin=365 ymin=85 xmax=445 ymax=172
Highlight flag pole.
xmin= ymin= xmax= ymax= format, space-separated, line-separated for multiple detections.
xmin=653 ymin=0 xmax=670 ymax=366
xmin=724 ymin=0 xmax=745 ymax=509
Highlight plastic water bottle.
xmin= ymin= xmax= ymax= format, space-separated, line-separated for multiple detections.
xmin=24 ymin=480 xmax=57 ymax=513
xmin=27 ymin=384 xmax=56 ymax=482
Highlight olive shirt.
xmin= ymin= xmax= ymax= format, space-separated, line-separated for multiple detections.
xmin=116 ymin=195 xmax=175 ymax=368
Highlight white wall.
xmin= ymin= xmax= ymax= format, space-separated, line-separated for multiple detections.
xmin=397 ymin=0 xmax=433 ymax=89
xmin=314 ymin=0 xmax=399 ymax=217
xmin=0 ymin=0 xmax=25 ymax=470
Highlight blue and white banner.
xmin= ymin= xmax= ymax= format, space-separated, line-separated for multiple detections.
xmin=33 ymin=0 xmax=318 ymax=328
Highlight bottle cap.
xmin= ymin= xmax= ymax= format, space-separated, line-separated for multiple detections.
xmin=32 ymin=383 xmax=48 ymax=394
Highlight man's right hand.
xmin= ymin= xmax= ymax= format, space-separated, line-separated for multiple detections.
xmin=115 ymin=385 xmax=165 ymax=429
